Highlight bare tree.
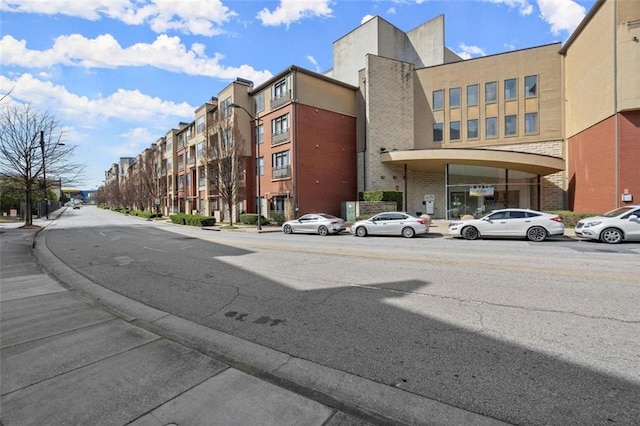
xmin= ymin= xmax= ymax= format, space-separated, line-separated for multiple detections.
xmin=203 ymin=110 xmax=247 ymax=227
xmin=0 ymin=104 xmax=84 ymax=226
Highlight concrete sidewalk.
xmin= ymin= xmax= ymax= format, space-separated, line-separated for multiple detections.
xmin=0 ymin=210 xmax=508 ymax=426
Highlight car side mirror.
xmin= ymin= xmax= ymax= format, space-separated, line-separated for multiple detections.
xmin=629 ymin=215 xmax=638 ymax=220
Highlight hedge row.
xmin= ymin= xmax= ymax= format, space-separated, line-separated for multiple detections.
xmin=169 ymin=213 xmax=216 ymax=227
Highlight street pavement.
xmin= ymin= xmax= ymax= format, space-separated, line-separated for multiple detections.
xmin=0 ymin=209 xmax=508 ymax=426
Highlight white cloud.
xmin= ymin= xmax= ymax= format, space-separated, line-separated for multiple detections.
xmin=386 ymin=7 xmax=397 ymax=15
xmin=0 ymin=0 xmax=236 ymax=37
xmin=0 ymin=73 xmax=195 ymax=124
xmin=257 ymin=0 xmax=333 ymax=27
xmin=307 ymin=56 xmax=320 ymax=73
xmin=456 ymin=43 xmax=487 ymax=59
xmin=361 ymin=15 xmax=375 ymax=25
xmin=537 ymin=0 xmax=586 ymax=35
xmin=113 ymin=127 xmax=157 ymax=155
xmin=483 ymin=0 xmax=534 ymax=15
xmin=0 ymin=34 xmax=273 ymax=84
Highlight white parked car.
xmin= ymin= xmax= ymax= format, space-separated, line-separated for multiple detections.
xmin=350 ymin=212 xmax=429 ymax=238
xmin=448 ymin=208 xmax=565 ymax=242
xmin=575 ymin=205 xmax=640 ymax=244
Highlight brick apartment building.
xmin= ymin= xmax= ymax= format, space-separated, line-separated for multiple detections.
xmin=105 ymin=0 xmax=639 ymax=221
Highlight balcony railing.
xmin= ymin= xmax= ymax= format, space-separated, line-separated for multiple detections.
xmin=272 ymin=129 xmax=290 ymax=145
xmin=187 ymin=157 xmax=196 ymax=167
xmin=270 ymin=91 xmax=291 ymax=109
xmin=272 ymin=165 xmax=291 ymax=180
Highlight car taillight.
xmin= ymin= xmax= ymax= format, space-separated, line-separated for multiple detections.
xmin=550 ymin=216 xmax=563 ymax=223
xmin=330 ymin=221 xmax=338 ymax=224
xmin=417 ymin=219 xmax=425 ymax=224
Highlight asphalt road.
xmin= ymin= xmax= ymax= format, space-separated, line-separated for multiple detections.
xmin=44 ymin=206 xmax=640 ymax=425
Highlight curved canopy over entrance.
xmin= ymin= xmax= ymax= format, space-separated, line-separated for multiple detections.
xmin=380 ymin=148 xmax=564 ymax=176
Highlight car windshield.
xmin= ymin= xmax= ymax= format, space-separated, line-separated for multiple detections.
xmin=603 ymin=207 xmax=635 ymax=217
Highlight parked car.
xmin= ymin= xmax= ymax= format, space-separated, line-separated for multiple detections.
xmin=350 ymin=212 xmax=429 ymax=238
xmin=282 ymin=213 xmax=346 ymax=236
xmin=448 ymin=208 xmax=565 ymax=242
xmin=575 ymin=205 xmax=640 ymax=244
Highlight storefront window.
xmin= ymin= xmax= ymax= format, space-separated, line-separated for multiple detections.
xmin=446 ymin=165 xmax=539 ymax=219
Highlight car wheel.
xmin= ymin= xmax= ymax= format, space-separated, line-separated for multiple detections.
xmin=402 ymin=227 xmax=415 ymax=238
xmin=600 ymin=227 xmax=623 ymax=244
xmin=318 ymin=225 xmax=329 ymax=236
xmin=527 ymin=226 xmax=547 ymax=242
xmin=283 ymin=224 xmax=293 ymax=234
xmin=356 ymin=226 xmax=367 ymax=237
xmin=462 ymin=226 xmax=479 ymax=240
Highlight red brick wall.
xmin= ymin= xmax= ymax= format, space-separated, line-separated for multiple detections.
xmin=567 ymin=116 xmax=616 ymax=213
xmin=619 ymin=111 xmax=640 ymax=206
xmin=295 ymin=105 xmax=357 ymax=217
xmin=568 ymin=111 xmax=640 ymax=212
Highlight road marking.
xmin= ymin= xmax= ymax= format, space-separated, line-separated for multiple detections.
xmin=143 ymin=246 xmax=166 ymax=252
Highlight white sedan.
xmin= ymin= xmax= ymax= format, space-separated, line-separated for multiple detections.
xmin=350 ymin=212 xmax=429 ymax=238
xmin=282 ymin=213 xmax=346 ymax=236
xmin=575 ymin=205 xmax=640 ymax=244
xmin=448 ymin=209 xmax=565 ymax=242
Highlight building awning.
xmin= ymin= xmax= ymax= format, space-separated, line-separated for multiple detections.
xmin=380 ymin=148 xmax=565 ymax=176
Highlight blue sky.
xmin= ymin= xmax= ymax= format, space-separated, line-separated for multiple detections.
xmin=0 ymin=0 xmax=596 ymax=189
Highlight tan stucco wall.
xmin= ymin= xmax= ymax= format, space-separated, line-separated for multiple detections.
xmin=414 ymin=43 xmax=563 ymax=150
xmin=295 ymin=71 xmax=357 ymax=116
xmin=616 ymin=1 xmax=640 ymax=113
xmin=563 ymin=1 xmax=615 ymax=138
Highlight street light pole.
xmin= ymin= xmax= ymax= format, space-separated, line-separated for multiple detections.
xmin=229 ymin=103 xmax=262 ymax=230
xmin=40 ymin=131 xmax=49 ymax=219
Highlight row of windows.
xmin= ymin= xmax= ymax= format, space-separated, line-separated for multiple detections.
xmin=433 ymin=113 xmax=538 ymax=142
xmin=433 ymin=75 xmax=538 ymax=110
xmin=257 ymin=150 xmax=290 ymax=178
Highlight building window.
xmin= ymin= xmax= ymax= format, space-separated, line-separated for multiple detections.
xmin=486 ymin=117 xmax=498 ymax=138
xmin=525 ymin=112 xmax=538 ymax=134
xmin=256 ymin=124 xmax=264 ymax=145
xmin=254 ymin=92 xmax=265 ymax=113
xmin=433 ymin=123 xmax=443 ymax=142
xmin=485 ymin=81 xmax=497 ymax=103
xmin=220 ymin=97 xmax=232 ymax=118
xmin=467 ymin=85 xmax=478 ymax=106
xmin=433 ymin=90 xmax=443 ymax=110
xmin=505 ymin=79 xmax=517 ymax=100
xmin=196 ymin=116 xmax=205 ymax=134
xmin=178 ymin=175 xmax=184 ymax=191
xmin=222 ymin=129 xmax=232 ymax=148
xmin=272 ymin=114 xmax=289 ymax=135
xmin=273 ymin=78 xmax=288 ymax=99
xmin=449 ymin=88 xmax=460 ymax=108
xmin=505 ymin=115 xmax=517 ymax=136
xmin=272 ymin=150 xmax=290 ymax=179
xmin=196 ymin=142 xmax=204 ymax=158
xmin=257 ymin=156 xmax=264 ymax=176
xmin=467 ymin=119 xmax=479 ymax=139
xmin=525 ymin=75 xmax=537 ymax=98
xmin=450 ymin=121 xmax=460 ymax=141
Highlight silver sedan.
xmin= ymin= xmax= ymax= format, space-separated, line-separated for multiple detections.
xmin=350 ymin=212 xmax=429 ymax=238
xmin=282 ymin=213 xmax=346 ymax=236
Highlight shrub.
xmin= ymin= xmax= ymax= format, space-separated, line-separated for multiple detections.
xmin=239 ymin=213 xmax=269 ymax=225
xmin=547 ymin=210 xmax=598 ymax=228
xmin=170 ymin=214 xmax=186 ymax=225
xmin=269 ymin=212 xmax=285 ymax=226
xmin=359 ymin=190 xmax=403 ymax=211
xmin=170 ymin=213 xmax=215 ymax=226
